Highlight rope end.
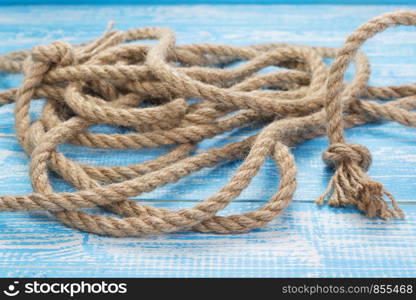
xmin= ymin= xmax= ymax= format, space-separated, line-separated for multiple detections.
xmin=317 ymin=143 xmax=405 ymax=220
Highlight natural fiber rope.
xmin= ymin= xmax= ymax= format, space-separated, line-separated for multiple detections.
xmin=0 ymin=10 xmax=415 ymax=236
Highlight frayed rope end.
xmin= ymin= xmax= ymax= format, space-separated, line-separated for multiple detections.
xmin=316 ymin=143 xmax=405 ymax=220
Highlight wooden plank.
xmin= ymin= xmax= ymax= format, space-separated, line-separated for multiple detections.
xmin=0 ymin=202 xmax=415 ymax=277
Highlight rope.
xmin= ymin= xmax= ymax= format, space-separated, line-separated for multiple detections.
xmin=0 ymin=10 xmax=415 ymax=236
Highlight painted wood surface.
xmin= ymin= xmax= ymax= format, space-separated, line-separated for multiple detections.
xmin=0 ymin=4 xmax=416 ymax=277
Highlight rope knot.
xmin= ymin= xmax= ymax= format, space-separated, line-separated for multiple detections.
xmin=32 ymin=41 xmax=75 ymax=66
xmin=322 ymin=143 xmax=372 ymax=171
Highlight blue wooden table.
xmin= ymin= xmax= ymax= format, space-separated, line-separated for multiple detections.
xmin=0 ymin=3 xmax=416 ymax=277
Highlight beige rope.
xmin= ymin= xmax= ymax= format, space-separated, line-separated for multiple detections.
xmin=0 ymin=10 xmax=414 ymax=236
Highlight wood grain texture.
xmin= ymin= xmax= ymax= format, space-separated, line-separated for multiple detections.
xmin=0 ymin=4 xmax=415 ymax=277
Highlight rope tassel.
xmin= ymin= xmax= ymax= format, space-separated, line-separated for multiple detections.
xmin=316 ymin=143 xmax=404 ymax=219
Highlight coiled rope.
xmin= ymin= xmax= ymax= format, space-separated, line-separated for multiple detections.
xmin=0 ymin=10 xmax=415 ymax=236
